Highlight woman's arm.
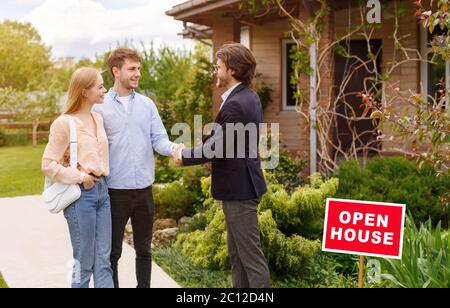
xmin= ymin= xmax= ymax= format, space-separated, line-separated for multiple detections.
xmin=41 ymin=118 xmax=88 ymax=185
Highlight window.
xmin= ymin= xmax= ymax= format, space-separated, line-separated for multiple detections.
xmin=282 ymin=40 xmax=297 ymax=110
xmin=240 ymin=26 xmax=251 ymax=49
xmin=421 ymin=26 xmax=450 ymax=107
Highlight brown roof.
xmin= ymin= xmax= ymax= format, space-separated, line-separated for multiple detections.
xmin=166 ymin=0 xmax=240 ymax=20
xmin=180 ymin=23 xmax=213 ymax=43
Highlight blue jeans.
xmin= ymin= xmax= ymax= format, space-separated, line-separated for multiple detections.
xmin=63 ymin=177 xmax=114 ymax=288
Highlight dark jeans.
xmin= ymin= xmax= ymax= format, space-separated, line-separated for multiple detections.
xmin=108 ymin=186 xmax=154 ymax=288
xmin=222 ymin=198 xmax=271 ymax=288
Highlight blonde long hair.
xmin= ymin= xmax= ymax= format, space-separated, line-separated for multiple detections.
xmin=64 ymin=67 xmax=100 ymax=114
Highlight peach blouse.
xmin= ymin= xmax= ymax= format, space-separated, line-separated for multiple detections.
xmin=41 ymin=112 xmax=109 ymax=185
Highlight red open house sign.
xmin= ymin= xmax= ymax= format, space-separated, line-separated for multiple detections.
xmin=323 ymin=198 xmax=406 ymax=259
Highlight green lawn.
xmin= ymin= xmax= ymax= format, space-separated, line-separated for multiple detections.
xmin=0 ymin=273 xmax=8 ymax=288
xmin=0 ymin=145 xmax=46 ymax=198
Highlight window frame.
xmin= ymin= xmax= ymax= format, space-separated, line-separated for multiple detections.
xmin=282 ymin=39 xmax=297 ymax=111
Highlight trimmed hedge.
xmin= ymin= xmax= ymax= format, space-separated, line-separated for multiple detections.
xmin=336 ymin=157 xmax=450 ymax=228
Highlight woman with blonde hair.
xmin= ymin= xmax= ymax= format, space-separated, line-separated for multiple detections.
xmin=41 ymin=67 xmax=113 ymax=288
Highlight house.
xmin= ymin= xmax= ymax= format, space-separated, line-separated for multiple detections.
xmin=167 ymin=0 xmax=446 ymax=173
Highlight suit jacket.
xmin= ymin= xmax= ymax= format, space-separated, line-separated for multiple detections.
xmin=182 ymin=83 xmax=267 ymax=201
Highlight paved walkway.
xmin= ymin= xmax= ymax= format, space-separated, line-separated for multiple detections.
xmin=0 ymin=195 xmax=180 ymax=288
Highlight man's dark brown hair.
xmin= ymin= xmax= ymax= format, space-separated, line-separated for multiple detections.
xmin=216 ymin=43 xmax=257 ymax=86
xmin=108 ymin=48 xmax=141 ymax=77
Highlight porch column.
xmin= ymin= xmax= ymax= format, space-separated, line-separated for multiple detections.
xmin=309 ymin=42 xmax=318 ymax=174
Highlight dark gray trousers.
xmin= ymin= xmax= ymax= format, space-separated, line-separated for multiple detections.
xmin=222 ymin=198 xmax=271 ymax=288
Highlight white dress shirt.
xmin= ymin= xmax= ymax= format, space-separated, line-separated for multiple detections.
xmin=219 ymin=82 xmax=242 ymax=111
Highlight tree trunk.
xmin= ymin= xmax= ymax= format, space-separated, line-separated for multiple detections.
xmin=32 ymin=119 xmax=39 ymax=148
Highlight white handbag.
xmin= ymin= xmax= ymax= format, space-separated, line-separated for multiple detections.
xmin=42 ymin=115 xmax=81 ymax=214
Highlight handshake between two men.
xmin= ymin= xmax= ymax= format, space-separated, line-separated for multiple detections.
xmin=170 ymin=143 xmax=186 ymax=166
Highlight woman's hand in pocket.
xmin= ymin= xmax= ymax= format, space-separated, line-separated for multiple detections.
xmin=83 ymin=174 xmax=99 ymax=190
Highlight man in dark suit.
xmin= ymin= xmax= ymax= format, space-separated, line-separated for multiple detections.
xmin=173 ymin=43 xmax=270 ymax=288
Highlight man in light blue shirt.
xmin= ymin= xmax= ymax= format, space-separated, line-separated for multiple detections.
xmin=93 ymin=48 xmax=182 ymax=288
xmin=94 ymin=88 xmax=175 ymax=190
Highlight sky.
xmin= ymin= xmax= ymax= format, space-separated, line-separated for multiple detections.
xmin=0 ymin=0 xmax=192 ymax=59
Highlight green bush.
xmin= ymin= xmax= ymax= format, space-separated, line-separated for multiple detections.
xmin=155 ymin=165 xmax=210 ymax=215
xmin=176 ymin=211 xmax=230 ymax=270
xmin=153 ymin=245 xmax=358 ymax=288
xmin=178 ymin=213 xmax=208 ymax=234
xmin=258 ymin=209 xmax=321 ymax=275
xmin=155 ymin=165 xmax=183 ymax=184
xmin=336 ymin=157 xmax=450 ymax=228
xmin=181 ymin=165 xmax=209 ymax=192
xmin=153 ymin=181 xmax=196 ymax=221
xmin=374 ymin=215 xmax=450 ymax=288
xmin=268 ymin=150 xmax=308 ymax=193
xmin=181 ymin=165 xmax=210 ymax=211
xmin=300 ymin=253 xmax=359 ymax=288
xmin=260 ymin=172 xmax=339 ymax=238
xmin=176 ymin=173 xmax=338 ymax=276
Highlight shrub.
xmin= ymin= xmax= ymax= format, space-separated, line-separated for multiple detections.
xmin=258 ymin=210 xmax=321 ymax=275
xmin=155 ymin=166 xmax=183 ymax=184
xmin=259 ymin=172 xmax=339 ymax=238
xmin=181 ymin=165 xmax=210 ymax=210
xmin=176 ymin=205 xmax=229 ymax=269
xmin=178 ymin=213 xmax=208 ymax=234
xmin=267 ymin=150 xmax=308 ymax=193
xmin=176 ymin=173 xmax=338 ymax=276
xmin=155 ymin=155 xmax=183 ymax=184
xmin=374 ymin=215 xmax=450 ymax=288
xmin=300 ymin=253 xmax=359 ymax=288
xmin=153 ymin=181 xmax=196 ymax=221
xmin=336 ymin=157 xmax=450 ymax=228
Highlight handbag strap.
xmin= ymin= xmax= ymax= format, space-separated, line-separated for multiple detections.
xmin=44 ymin=115 xmax=78 ymax=190
xmin=66 ymin=115 xmax=78 ymax=168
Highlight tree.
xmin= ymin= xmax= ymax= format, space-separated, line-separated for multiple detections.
xmin=172 ymin=44 xmax=214 ymax=136
xmin=95 ymin=42 xmax=197 ymax=131
xmin=0 ymin=87 xmax=60 ymax=147
xmin=0 ymin=21 xmax=63 ymax=147
xmin=139 ymin=43 xmax=193 ymax=129
xmin=361 ymin=0 xmax=449 ymax=175
xmin=241 ymin=0 xmax=444 ymax=176
xmin=0 ymin=20 xmax=52 ymax=91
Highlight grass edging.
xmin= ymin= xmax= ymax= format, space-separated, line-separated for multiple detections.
xmin=153 ymin=246 xmax=232 ymax=288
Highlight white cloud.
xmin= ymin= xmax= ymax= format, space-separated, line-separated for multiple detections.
xmin=23 ymin=0 xmax=191 ymax=59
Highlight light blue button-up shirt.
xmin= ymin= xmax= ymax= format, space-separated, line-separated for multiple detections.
xmin=93 ymin=89 xmax=176 ymax=190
